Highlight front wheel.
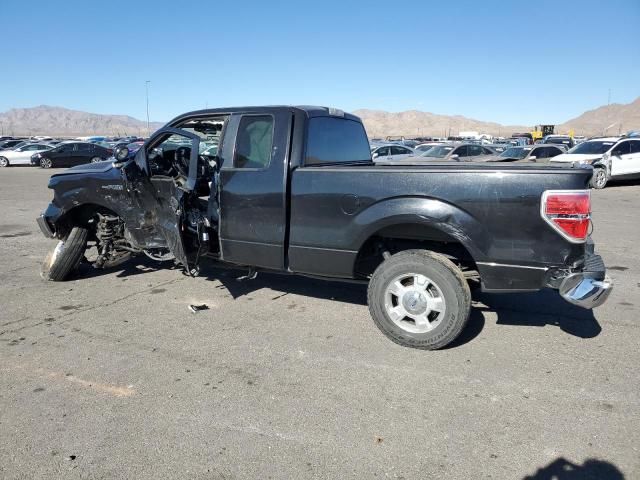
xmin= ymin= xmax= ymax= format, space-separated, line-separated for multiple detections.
xmin=0 ymin=157 xmax=9 ymax=167
xmin=41 ymin=227 xmax=89 ymax=281
xmin=367 ymin=250 xmax=471 ymax=350
xmin=590 ymin=167 xmax=608 ymax=189
xmin=90 ymin=157 xmax=102 ymax=163
xmin=40 ymin=157 xmax=53 ymax=169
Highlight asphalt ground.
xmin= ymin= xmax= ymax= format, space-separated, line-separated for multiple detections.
xmin=0 ymin=167 xmax=638 ymax=479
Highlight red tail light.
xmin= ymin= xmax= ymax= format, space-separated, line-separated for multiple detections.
xmin=541 ymin=190 xmax=591 ymax=242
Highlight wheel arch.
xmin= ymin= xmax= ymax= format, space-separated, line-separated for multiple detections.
xmin=351 ymin=197 xmax=488 ymax=278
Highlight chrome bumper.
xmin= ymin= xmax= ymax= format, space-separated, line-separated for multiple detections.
xmin=36 ymin=214 xmax=55 ymax=238
xmin=559 ymin=273 xmax=613 ymax=309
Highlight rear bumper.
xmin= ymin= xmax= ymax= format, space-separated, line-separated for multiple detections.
xmin=559 ymin=273 xmax=613 ymax=309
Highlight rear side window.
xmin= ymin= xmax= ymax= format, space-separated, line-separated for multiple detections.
xmin=628 ymin=141 xmax=640 ymax=154
xmin=612 ymin=142 xmax=631 ymax=156
xmin=390 ymin=146 xmax=409 ymax=155
xmin=234 ymin=115 xmax=274 ymax=169
xmin=306 ymin=117 xmax=371 ymax=165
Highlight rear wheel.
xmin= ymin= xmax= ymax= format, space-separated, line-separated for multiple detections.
xmin=41 ymin=227 xmax=89 ymax=281
xmin=0 ymin=157 xmax=9 ymax=167
xmin=367 ymin=250 xmax=471 ymax=350
xmin=40 ymin=157 xmax=52 ymax=169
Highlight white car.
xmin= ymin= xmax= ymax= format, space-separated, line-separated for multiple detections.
xmin=371 ymin=144 xmax=415 ymax=161
xmin=550 ymin=136 xmax=640 ymax=189
xmin=0 ymin=143 xmax=53 ymax=167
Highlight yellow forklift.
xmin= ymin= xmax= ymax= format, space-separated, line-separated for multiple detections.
xmin=531 ymin=125 xmax=555 ymax=142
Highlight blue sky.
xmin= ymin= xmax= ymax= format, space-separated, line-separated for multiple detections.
xmin=1 ymin=0 xmax=638 ymax=125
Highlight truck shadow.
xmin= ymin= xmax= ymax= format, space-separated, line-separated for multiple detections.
xmin=83 ymin=260 xmax=601 ymax=345
xmin=474 ymin=288 xmax=602 ymax=339
xmin=521 ymin=457 xmax=624 ymax=479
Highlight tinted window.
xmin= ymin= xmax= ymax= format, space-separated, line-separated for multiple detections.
xmin=77 ymin=143 xmax=91 ymax=152
xmin=467 ymin=145 xmax=483 ymax=156
xmin=612 ymin=142 xmax=631 ymax=156
xmin=375 ymin=146 xmax=390 ymax=157
xmin=532 ymin=147 xmax=546 ymax=158
xmin=390 ymin=146 xmax=409 ymax=155
xmin=306 ymin=117 xmax=371 ymax=165
xmin=57 ymin=144 xmax=74 ymax=153
xmin=454 ymin=146 xmax=469 ymax=157
xmin=482 ymin=147 xmax=494 ymax=155
xmin=234 ymin=115 xmax=274 ymax=169
xmin=629 ymin=141 xmax=640 ymax=154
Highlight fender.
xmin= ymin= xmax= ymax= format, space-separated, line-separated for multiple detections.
xmin=351 ymin=196 xmax=491 ymax=262
xmin=46 ymin=163 xmax=133 ymax=226
xmin=43 ymin=163 xmax=166 ymax=249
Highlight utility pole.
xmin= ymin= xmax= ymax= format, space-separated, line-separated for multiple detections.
xmin=145 ymin=80 xmax=151 ymax=136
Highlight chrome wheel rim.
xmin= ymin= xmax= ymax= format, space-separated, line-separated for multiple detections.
xmin=91 ymin=157 xmax=101 ymax=163
xmin=40 ymin=158 xmax=51 ymax=168
xmin=384 ymin=273 xmax=446 ymax=333
xmin=595 ymin=170 xmax=606 ymax=188
xmin=0 ymin=158 xmax=7 ymax=167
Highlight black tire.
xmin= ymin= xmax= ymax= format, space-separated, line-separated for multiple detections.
xmin=367 ymin=249 xmax=471 ymax=350
xmin=41 ymin=227 xmax=89 ymax=281
xmin=590 ymin=167 xmax=607 ymax=189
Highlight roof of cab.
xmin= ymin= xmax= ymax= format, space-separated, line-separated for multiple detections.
xmin=167 ymin=105 xmax=362 ymax=127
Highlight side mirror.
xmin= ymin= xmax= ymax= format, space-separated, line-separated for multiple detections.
xmin=114 ymin=146 xmax=129 ymax=162
xmin=372 ymin=152 xmax=379 ymax=159
xmin=528 ymin=155 xmax=537 ymax=160
xmin=450 ymin=154 xmax=459 ymax=160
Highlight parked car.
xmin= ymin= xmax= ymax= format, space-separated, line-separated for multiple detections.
xmin=371 ymin=144 xmax=415 ymax=161
xmin=0 ymin=143 xmax=52 ymax=167
xmin=483 ymin=145 xmax=565 ymax=162
xmin=418 ymin=143 xmax=495 ymax=161
xmin=543 ymin=135 xmax=574 ymax=149
xmin=31 ymin=142 xmax=113 ymax=168
xmin=550 ymin=136 xmax=640 ymax=188
xmin=37 ymin=105 xmax=611 ymax=351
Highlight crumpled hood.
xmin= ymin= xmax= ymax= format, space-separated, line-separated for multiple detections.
xmin=550 ymin=153 xmax=602 ymax=163
xmin=50 ymin=160 xmax=115 ymax=177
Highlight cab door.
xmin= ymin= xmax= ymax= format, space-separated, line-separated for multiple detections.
xmin=217 ymin=111 xmax=292 ymax=270
xmin=626 ymin=140 xmax=640 ymax=175
xmin=124 ymin=127 xmax=201 ymax=271
xmin=610 ymin=141 xmax=632 ymax=176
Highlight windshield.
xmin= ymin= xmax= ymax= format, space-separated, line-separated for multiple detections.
xmin=499 ymin=147 xmax=530 ymax=159
xmin=568 ymin=140 xmax=616 ymax=154
xmin=420 ymin=145 xmax=453 ymax=158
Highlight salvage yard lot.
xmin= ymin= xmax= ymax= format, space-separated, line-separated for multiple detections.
xmin=0 ymin=168 xmax=638 ymax=479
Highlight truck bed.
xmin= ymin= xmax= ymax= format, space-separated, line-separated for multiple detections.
xmin=287 ymin=162 xmax=593 ymax=291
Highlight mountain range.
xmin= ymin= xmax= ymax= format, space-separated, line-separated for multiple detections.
xmin=1 ymin=98 xmax=638 ymax=138
xmin=355 ymin=97 xmax=640 ymax=138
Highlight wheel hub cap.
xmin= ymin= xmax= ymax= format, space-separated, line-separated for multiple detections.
xmin=402 ymin=291 xmax=428 ymax=314
xmin=384 ymin=273 xmax=446 ymax=334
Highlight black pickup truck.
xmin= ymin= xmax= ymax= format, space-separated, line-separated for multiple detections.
xmin=36 ymin=106 xmax=612 ymax=349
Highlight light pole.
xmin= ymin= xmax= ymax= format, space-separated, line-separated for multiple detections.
xmin=603 ymin=122 xmax=617 ymax=136
xmin=145 ymin=80 xmax=151 ymax=136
